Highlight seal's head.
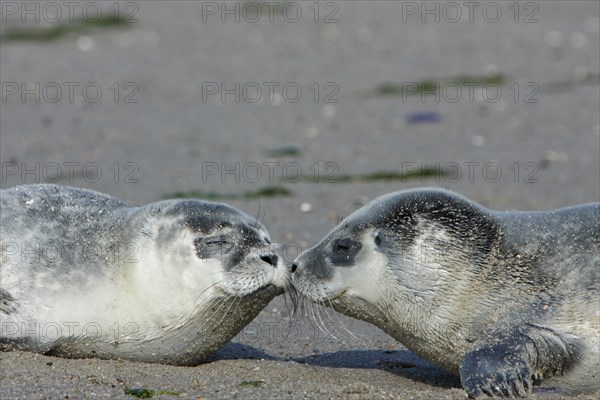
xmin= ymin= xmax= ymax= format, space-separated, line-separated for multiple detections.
xmin=290 ymin=188 xmax=498 ymax=319
xmin=139 ymin=199 xmax=288 ymax=301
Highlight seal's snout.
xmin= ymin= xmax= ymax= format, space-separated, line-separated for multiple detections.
xmin=260 ymin=254 xmax=278 ymax=267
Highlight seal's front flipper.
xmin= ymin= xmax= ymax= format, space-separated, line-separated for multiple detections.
xmin=460 ymin=325 xmax=582 ymax=398
xmin=460 ymin=342 xmax=532 ymax=398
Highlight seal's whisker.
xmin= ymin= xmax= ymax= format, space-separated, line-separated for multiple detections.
xmin=203 ymin=294 xmax=233 ymax=324
xmin=282 ymin=293 xmax=308 ymax=340
xmin=197 ymin=279 xmax=246 ymax=324
xmin=214 ymin=294 xmax=240 ymax=327
xmin=307 ymin=291 xmax=337 ymax=342
xmin=282 ymin=278 xmax=299 ymax=318
xmin=324 ymin=295 xmax=360 ymax=341
xmin=314 ymin=298 xmax=346 ymax=345
xmin=309 ymin=302 xmax=325 ymax=338
xmin=188 ymin=279 xmax=227 ymax=320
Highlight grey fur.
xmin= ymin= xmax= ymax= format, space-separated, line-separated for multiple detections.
xmin=0 ymin=184 xmax=284 ymax=365
xmin=291 ymin=188 xmax=599 ymax=398
xmin=0 ymin=289 xmax=16 ymax=315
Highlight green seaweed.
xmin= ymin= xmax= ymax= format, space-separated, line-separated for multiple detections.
xmin=372 ymin=72 xmax=599 ymax=98
xmin=374 ymin=83 xmax=402 ymax=96
xmin=124 ymin=388 xmax=155 ymax=399
xmin=2 ymin=14 xmax=130 ymax=43
xmin=240 ymin=380 xmax=266 ymax=387
xmin=358 ymin=168 xmax=442 ymax=182
xmin=265 ymin=145 xmax=302 ymax=157
xmin=452 ymin=73 xmax=506 ymax=85
xmin=124 ymin=388 xmax=179 ymax=398
xmin=300 ymin=166 xmax=444 ymax=183
xmin=164 ymin=185 xmax=292 ymax=200
xmin=375 ymin=80 xmax=437 ymax=96
xmin=373 ymin=73 xmax=505 ymax=97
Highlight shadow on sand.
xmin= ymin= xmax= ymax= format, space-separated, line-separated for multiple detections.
xmin=210 ymin=342 xmax=461 ymax=390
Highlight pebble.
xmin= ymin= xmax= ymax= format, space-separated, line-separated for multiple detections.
xmin=300 ymin=203 xmax=313 ymax=213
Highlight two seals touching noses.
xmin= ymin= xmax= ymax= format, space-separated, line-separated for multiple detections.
xmin=290 ymin=188 xmax=599 ymax=398
xmin=2 ymin=184 xmax=598 ymax=398
xmin=0 ymin=184 xmax=289 ymax=366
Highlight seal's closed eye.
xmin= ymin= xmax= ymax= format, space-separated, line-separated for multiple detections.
xmin=333 ymin=238 xmax=361 ymax=252
xmin=205 ymin=237 xmax=230 ymax=246
xmin=330 ymin=238 xmax=362 ymax=265
xmin=194 ymin=235 xmax=235 ymax=259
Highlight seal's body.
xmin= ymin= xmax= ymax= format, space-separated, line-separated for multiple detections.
xmin=1 ymin=184 xmax=287 ymax=365
xmin=291 ymin=188 xmax=599 ymax=398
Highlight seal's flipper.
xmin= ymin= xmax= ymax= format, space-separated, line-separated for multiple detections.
xmin=460 ymin=324 xmax=582 ymax=398
xmin=521 ymin=323 xmax=585 ymax=381
xmin=460 ymin=342 xmax=532 ymax=398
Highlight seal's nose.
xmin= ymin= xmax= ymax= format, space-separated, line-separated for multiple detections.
xmin=290 ymin=262 xmax=298 ymax=273
xmin=260 ymin=254 xmax=278 ymax=267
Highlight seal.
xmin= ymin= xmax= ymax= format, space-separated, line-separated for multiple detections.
xmin=0 ymin=184 xmax=288 ymax=366
xmin=290 ymin=188 xmax=599 ymax=398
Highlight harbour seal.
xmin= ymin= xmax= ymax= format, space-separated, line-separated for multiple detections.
xmin=290 ymin=188 xmax=599 ymax=398
xmin=0 ymin=184 xmax=288 ymax=366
